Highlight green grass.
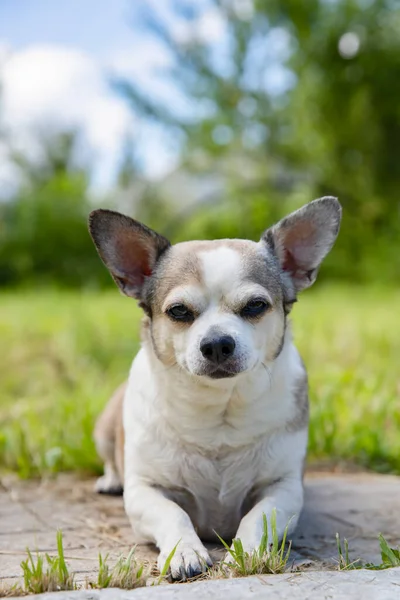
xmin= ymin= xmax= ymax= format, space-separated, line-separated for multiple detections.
xmin=2 ymin=526 xmax=399 ymax=597
xmin=95 ymin=547 xmax=150 ymax=589
xmin=20 ymin=531 xmax=75 ymax=594
xmin=214 ymin=510 xmax=292 ymax=577
xmin=8 ymin=521 xmax=292 ymax=593
xmin=336 ymin=532 xmax=400 ymax=571
xmin=0 ymin=284 xmax=399 ymax=477
xmin=4 ymin=531 xmax=151 ymax=595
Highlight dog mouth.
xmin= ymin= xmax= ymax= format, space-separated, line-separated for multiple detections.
xmin=204 ymin=366 xmax=239 ymax=379
xmin=186 ymin=358 xmax=246 ymax=380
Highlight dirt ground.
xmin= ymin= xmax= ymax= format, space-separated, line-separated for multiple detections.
xmin=1 ymin=471 xmax=400 ymax=588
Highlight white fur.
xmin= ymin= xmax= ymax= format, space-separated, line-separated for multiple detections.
xmin=123 ymin=324 xmax=307 ymax=578
xmin=200 ymin=246 xmax=242 ymax=293
xmin=95 ymin=464 xmax=122 ymax=494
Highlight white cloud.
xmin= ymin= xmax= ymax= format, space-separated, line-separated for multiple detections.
xmin=0 ymin=41 xmax=182 ymax=194
xmin=0 ymin=44 xmax=135 ymax=192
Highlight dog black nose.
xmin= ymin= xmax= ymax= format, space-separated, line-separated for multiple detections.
xmin=200 ymin=335 xmax=236 ymax=364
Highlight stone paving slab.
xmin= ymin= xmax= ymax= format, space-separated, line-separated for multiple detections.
xmin=1 ymin=472 xmax=400 ymax=590
xmin=29 ymin=568 xmax=400 ymax=600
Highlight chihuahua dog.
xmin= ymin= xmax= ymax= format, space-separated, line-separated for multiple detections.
xmin=89 ymin=196 xmax=341 ymax=580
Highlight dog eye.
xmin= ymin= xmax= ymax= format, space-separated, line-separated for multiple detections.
xmin=241 ymin=299 xmax=270 ymax=318
xmin=167 ymin=304 xmax=194 ymax=322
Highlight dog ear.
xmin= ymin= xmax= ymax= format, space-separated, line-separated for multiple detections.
xmin=262 ymin=196 xmax=342 ymax=292
xmin=88 ymin=209 xmax=170 ymax=299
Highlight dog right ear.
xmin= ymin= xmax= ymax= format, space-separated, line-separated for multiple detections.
xmin=88 ymin=209 xmax=170 ymax=299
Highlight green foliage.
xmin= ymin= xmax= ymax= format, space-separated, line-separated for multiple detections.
xmin=1 ymin=2 xmax=399 ymax=286
xmin=0 ymin=132 xmax=110 ymax=288
xmin=0 ymin=2 xmax=398 ymax=288
xmin=119 ymin=0 xmax=400 ymax=283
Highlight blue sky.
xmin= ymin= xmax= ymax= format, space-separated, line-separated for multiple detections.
xmin=0 ymin=0 xmax=137 ymax=58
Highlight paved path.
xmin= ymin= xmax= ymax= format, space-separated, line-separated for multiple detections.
xmin=1 ymin=472 xmax=400 ymax=593
xmin=30 ymin=569 xmax=400 ymax=600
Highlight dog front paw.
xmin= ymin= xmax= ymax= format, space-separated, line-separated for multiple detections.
xmin=157 ymin=542 xmax=212 ymax=581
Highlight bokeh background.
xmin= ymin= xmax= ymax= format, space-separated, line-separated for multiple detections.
xmin=0 ymin=0 xmax=399 ymax=477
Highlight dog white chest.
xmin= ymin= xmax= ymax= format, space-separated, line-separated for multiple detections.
xmin=123 ymin=344 xmax=307 ymax=540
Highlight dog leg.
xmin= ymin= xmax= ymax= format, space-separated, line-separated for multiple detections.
xmin=124 ymin=481 xmax=212 ymax=580
xmin=231 ymin=476 xmax=303 ymax=555
xmin=95 ymin=460 xmax=123 ymax=496
xmin=93 ymin=382 xmax=126 ymax=495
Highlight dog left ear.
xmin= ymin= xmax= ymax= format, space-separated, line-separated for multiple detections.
xmin=262 ymin=196 xmax=342 ymax=292
xmin=88 ymin=209 xmax=170 ymax=299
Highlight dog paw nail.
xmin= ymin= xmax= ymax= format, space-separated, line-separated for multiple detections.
xmin=186 ymin=566 xmax=195 ymax=579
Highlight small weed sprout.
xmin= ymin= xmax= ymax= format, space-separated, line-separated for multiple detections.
xmin=20 ymin=530 xmax=75 ymax=594
xmin=215 ymin=510 xmax=292 ymax=577
xmin=95 ymin=548 xmax=150 ymax=589
xmin=378 ymin=533 xmax=400 ymax=568
xmin=96 ymin=553 xmax=112 ymax=588
xmin=335 ymin=533 xmax=362 ymax=570
xmin=10 ymin=526 xmax=400 ymax=595
xmin=109 ymin=547 xmax=150 ymax=588
xmin=336 ymin=532 xmax=400 ymax=571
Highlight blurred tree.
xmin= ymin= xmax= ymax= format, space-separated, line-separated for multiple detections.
xmin=117 ymin=0 xmax=400 ymax=281
xmin=0 ymin=132 xmax=109 ymax=286
xmin=1 ymin=0 xmax=399 ymax=287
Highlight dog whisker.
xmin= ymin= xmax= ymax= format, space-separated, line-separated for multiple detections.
xmin=261 ymin=362 xmax=273 ymax=389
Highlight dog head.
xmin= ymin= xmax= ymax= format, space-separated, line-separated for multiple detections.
xmin=89 ymin=197 xmax=341 ymax=381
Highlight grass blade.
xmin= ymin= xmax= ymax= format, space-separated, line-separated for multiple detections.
xmin=259 ymin=513 xmax=268 ymax=556
xmin=379 ymin=534 xmax=400 ymax=567
xmin=159 ymin=541 xmax=180 ymax=579
xmin=56 ymin=530 xmax=68 ymax=582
